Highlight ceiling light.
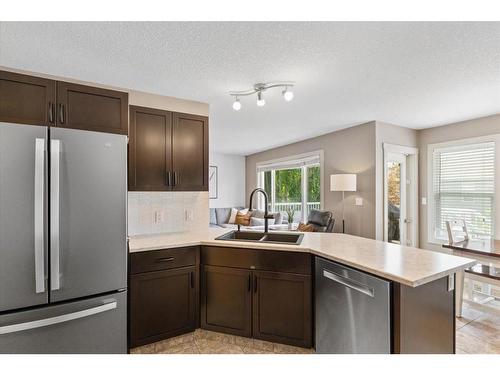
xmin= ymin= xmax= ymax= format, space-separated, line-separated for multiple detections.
xmin=228 ymin=82 xmax=294 ymax=111
xmin=232 ymin=97 xmax=241 ymax=111
xmin=256 ymin=91 xmax=266 ymax=107
xmin=282 ymin=87 xmax=294 ymax=102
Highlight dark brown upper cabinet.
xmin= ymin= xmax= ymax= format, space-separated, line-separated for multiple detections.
xmin=0 ymin=70 xmax=56 ymax=126
xmin=0 ymin=70 xmax=128 ymax=134
xmin=128 ymin=106 xmax=172 ymax=191
xmin=128 ymin=106 xmax=209 ymax=192
xmin=56 ymin=81 xmax=128 ymax=135
xmin=172 ymin=112 xmax=209 ymax=191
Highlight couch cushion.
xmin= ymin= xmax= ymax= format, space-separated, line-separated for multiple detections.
xmin=209 ymin=208 xmax=217 ymax=225
xmin=250 ymin=217 xmax=276 ymax=226
xmin=215 ymin=208 xmax=232 ymax=224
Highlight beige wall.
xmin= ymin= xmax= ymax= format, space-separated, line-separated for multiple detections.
xmin=418 ymin=113 xmax=500 ymax=251
xmin=246 ymin=122 xmax=377 ymax=238
xmin=374 ymin=122 xmax=418 ymax=240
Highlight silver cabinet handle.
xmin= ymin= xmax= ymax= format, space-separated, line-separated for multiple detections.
xmin=0 ymin=301 xmax=117 ymax=335
xmin=34 ymin=138 xmax=46 ymax=293
xmin=50 ymin=139 xmax=61 ymax=291
xmin=323 ymin=269 xmax=375 ymax=298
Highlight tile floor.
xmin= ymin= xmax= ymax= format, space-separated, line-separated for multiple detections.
xmin=455 ymin=304 xmax=500 ymax=354
xmin=130 ymin=329 xmax=314 ymax=354
xmin=131 ymin=303 xmax=500 ymax=354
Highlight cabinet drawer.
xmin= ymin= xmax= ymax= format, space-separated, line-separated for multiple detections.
xmin=130 ymin=246 xmax=198 ymax=275
xmin=201 ymin=246 xmax=311 ymax=275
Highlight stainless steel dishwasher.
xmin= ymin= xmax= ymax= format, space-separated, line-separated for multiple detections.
xmin=315 ymin=257 xmax=392 ymax=353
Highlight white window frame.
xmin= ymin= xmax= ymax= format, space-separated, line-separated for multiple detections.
xmin=427 ymin=134 xmax=500 ymax=244
xmin=256 ymin=150 xmax=324 ymax=222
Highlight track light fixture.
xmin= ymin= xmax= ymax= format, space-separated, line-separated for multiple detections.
xmin=229 ymin=82 xmax=294 ymax=111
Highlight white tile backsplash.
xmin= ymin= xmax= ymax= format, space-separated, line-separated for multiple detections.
xmin=128 ymin=191 xmax=209 ymax=236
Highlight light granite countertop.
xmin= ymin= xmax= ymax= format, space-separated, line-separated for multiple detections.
xmin=128 ymin=228 xmax=476 ymax=287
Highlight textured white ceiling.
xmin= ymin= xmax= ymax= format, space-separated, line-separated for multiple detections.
xmin=1 ymin=22 xmax=499 ymax=155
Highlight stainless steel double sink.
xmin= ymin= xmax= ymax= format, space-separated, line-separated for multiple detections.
xmin=215 ymin=230 xmax=304 ymax=245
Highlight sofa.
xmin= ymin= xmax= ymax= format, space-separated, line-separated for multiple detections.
xmin=209 ymin=207 xmax=288 ymax=229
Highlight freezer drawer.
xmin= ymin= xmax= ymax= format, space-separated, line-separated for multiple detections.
xmin=315 ymin=257 xmax=391 ymax=354
xmin=0 ymin=291 xmax=126 ymax=353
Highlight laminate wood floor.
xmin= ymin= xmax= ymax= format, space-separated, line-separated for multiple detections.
xmin=131 ymin=304 xmax=500 ymax=354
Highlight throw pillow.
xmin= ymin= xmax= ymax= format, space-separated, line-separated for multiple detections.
xmin=250 ymin=209 xmax=265 ymax=219
xmin=228 ymin=208 xmax=248 ymax=224
xmin=235 ymin=212 xmax=251 ymax=226
xmin=273 ymin=212 xmax=283 ymax=225
xmin=298 ymin=223 xmax=315 ymax=232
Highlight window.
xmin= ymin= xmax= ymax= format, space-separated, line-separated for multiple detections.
xmin=257 ymin=152 xmax=323 ymax=223
xmin=430 ymin=141 xmax=495 ymax=241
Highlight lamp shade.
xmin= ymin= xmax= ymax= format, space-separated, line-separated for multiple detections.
xmin=330 ymin=174 xmax=356 ymax=192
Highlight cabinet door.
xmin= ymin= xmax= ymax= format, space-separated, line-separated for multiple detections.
xmin=128 ymin=106 xmax=172 ymax=191
xmin=130 ymin=266 xmax=197 ymax=348
xmin=172 ymin=112 xmax=208 ymax=191
xmin=56 ymin=81 xmax=128 ymax=134
xmin=201 ymin=265 xmax=252 ymax=337
xmin=253 ymin=271 xmax=312 ymax=348
xmin=0 ymin=70 xmax=56 ymax=126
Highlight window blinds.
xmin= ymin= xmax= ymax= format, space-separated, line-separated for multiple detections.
xmin=432 ymin=141 xmax=495 ymax=239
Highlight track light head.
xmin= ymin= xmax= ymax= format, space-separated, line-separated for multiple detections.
xmin=232 ymin=97 xmax=241 ymax=111
xmin=256 ymin=91 xmax=266 ymax=107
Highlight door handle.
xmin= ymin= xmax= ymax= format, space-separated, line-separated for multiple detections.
xmin=155 ymin=257 xmax=174 ymax=263
xmin=34 ymin=138 xmax=46 ymax=294
xmin=48 ymin=102 xmax=54 ymax=124
xmin=323 ymin=269 xmax=374 ymax=298
xmin=50 ymin=139 xmax=61 ymax=291
xmin=0 ymin=301 xmax=117 ymax=335
xmin=166 ymin=171 xmax=171 ymax=187
xmin=58 ymin=103 xmax=65 ymax=124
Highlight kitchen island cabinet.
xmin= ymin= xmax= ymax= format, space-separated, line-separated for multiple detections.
xmin=128 ymin=229 xmax=475 ymax=353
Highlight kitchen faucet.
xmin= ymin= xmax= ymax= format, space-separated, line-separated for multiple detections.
xmin=248 ymin=188 xmax=273 ymax=233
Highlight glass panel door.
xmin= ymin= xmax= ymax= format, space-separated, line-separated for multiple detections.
xmin=385 ymin=153 xmax=407 ymax=244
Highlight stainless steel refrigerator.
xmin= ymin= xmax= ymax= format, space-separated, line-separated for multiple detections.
xmin=0 ymin=122 xmax=127 ymax=353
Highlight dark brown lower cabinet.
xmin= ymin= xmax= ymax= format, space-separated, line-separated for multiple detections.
xmin=130 ymin=266 xmax=198 ymax=348
xmin=201 ymin=265 xmax=252 ymax=337
xmin=252 ymin=271 xmax=312 ymax=347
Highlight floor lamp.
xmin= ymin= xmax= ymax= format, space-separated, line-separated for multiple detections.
xmin=330 ymin=174 xmax=357 ymax=233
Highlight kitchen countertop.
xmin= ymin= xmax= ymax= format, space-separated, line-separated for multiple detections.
xmin=128 ymin=228 xmax=476 ymax=287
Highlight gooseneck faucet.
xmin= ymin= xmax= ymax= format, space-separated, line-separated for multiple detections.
xmin=248 ymin=188 xmax=273 ymax=233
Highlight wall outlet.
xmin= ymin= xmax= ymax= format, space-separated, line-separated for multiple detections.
xmin=184 ymin=209 xmax=194 ymax=222
xmin=355 ymin=197 xmax=363 ymax=206
xmin=421 ymin=197 xmax=427 ymax=205
xmin=154 ymin=210 xmax=164 ymax=224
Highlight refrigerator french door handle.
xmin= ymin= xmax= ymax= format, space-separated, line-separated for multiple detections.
xmin=0 ymin=301 xmax=117 ymax=335
xmin=323 ymin=269 xmax=375 ymax=298
xmin=50 ymin=139 xmax=61 ymax=291
xmin=34 ymin=138 xmax=46 ymax=293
